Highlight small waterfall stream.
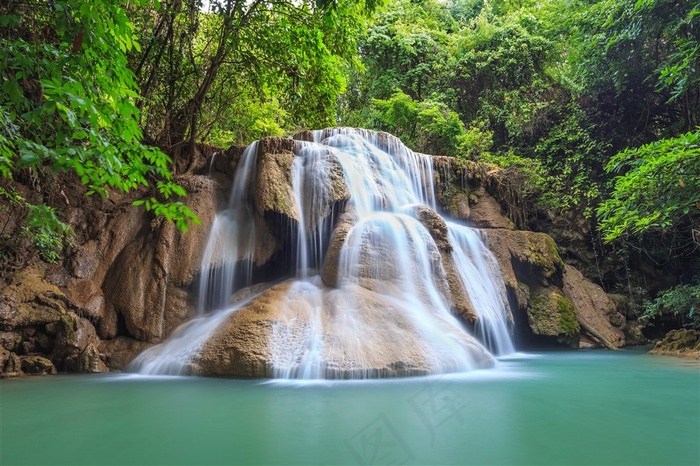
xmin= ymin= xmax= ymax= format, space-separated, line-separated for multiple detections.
xmin=131 ymin=128 xmax=515 ymax=378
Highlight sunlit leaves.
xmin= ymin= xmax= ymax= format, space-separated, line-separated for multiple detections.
xmin=1 ymin=0 xmax=196 ymax=232
xmin=597 ymin=129 xmax=700 ymax=242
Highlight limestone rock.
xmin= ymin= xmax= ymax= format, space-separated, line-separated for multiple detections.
xmin=481 ymin=228 xmax=565 ymax=321
xmin=0 ymin=267 xmax=68 ymax=330
xmin=528 ymin=286 xmax=580 ymax=347
xmin=650 ymin=329 xmax=700 ymax=358
xmin=321 ymin=209 xmax=357 ymax=288
xmin=563 ymin=265 xmax=626 ymax=348
xmin=1 ymin=348 xmax=22 ymax=376
xmin=193 ymin=280 xmax=494 ymax=378
xmin=0 ymin=331 xmax=23 ymax=352
xmin=20 ymin=355 xmax=57 ymax=375
xmin=432 ymin=156 xmax=479 ymax=218
xmin=468 ymin=186 xmax=515 ymax=229
xmin=624 ymin=320 xmax=646 ymax=346
xmin=64 ymin=278 xmax=104 ymax=322
xmin=78 ymin=343 xmax=108 ymax=373
xmin=6 ymin=351 xmax=21 ymax=375
xmin=409 ymin=205 xmax=477 ymax=322
xmin=99 ymin=337 xmax=153 ymax=370
xmin=52 ymin=312 xmax=108 ymax=373
xmin=69 ymin=206 xmax=146 ymax=283
xmin=254 ymin=148 xmax=298 ymax=222
xmin=102 ymin=176 xmax=215 ymax=342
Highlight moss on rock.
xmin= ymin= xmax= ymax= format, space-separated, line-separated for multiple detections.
xmin=528 ymin=286 xmax=580 ymax=347
xmin=650 ymin=329 xmax=700 ymax=358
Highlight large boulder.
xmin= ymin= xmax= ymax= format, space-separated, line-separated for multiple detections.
xmin=467 ymin=186 xmax=515 ymax=230
xmin=20 ymin=355 xmax=57 ymax=375
xmin=191 ymin=280 xmax=494 ymax=378
xmin=409 ymin=205 xmax=477 ymax=322
xmin=563 ymin=264 xmax=626 ymax=348
xmin=0 ymin=267 xmax=107 ymax=375
xmin=51 ymin=312 xmax=108 ymax=373
xmin=321 ymin=209 xmax=357 ymax=288
xmin=479 ymin=229 xmax=590 ymax=347
xmin=254 ymin=148 xmax=298 ymax=222
xmin=481 ymin=228 xmax=565 ymax=317
xmin=527 ymin=286 xmax=580 ymax=347
xmin=1 ymin=348 xmax=22 ymax=376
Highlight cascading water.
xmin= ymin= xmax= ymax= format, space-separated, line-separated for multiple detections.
xmin=196 ymin=141 xmax=259 ymax=312
xmin=447 ymin=222 xmax=515 ymax=355
xmin=130 ymin=128 xmax=515 ymax=379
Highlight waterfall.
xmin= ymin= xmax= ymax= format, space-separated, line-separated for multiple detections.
xmin=196 ymin=141 xmax=259 ymax=313
xmin=447 ymin=222 xmax=515 ymax=355
xmin=130 ymin=128 xmax=515 ymax=378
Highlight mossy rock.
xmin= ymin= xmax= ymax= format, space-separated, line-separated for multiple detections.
xmin=483 ymin=229 xmax=565 ymax=291
xmin=20 ymin=355 xmax=57 ymax=375
xmin=650 ymin=329 xmax=700 ymax=358
xmin=528 ymin=286 xmax=580 ymax=347
xmin=442 ymin=186 xmax=472 ymax=220
xmin=1 ymin=350 xmax=22 ymax=376
xmin=522 ymin=235 xmax=563 ymax=279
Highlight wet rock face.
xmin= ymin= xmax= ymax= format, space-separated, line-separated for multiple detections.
xmin=480 ymin=228 xmax=633 ymax=349
xmin=320 ymin=205 xmax=478 ymax=323
xmin=98 ymin=337 xmax=153 ymax=371
xmin=191 ymin=280 xmax=494 ymax=378
xmin=101 ymin=175 xmax=218 ymax=342
xmin=255 ymin=150 xmax=298 ymax=222
xmin=483 ymin=229 xmax=565 ymax=290
xmin=467 ymin=187 xmax=515 ymax=230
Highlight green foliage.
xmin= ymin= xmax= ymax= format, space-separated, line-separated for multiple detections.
xmin=451 ymin=15 xmax=553 ymax=136
xmin=567 ymin=0 xmax=699 ymax=142
xmin=370 ymin=91 xmax=468 ymax=156
xmin=532 ymin=102 xmax=606 ymax=217
xmin=643 ymin=282 xmax=700 ymax=329
xmin=0 ymin=0 xmax=195 ymax=229
xmin=22 ymin=204 xmax=72 ymax=264
xmin=597 ymin=129 xmax=700 ymax=242
xmin=458 ymin=122 xmax=493 ymax=160
xmin=0 ymin=186 xmax=71 ymax=264
xmin=131 ymin=0 xmax=378 ymax=147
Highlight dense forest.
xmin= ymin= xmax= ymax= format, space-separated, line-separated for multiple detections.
xmin=1 ymin=0 xmax=698 ymax=332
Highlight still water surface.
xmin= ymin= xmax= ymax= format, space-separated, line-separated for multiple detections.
xmin=1 ymin=350 xmax=698 ymax=465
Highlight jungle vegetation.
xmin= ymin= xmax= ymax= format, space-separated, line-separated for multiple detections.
xmin=1 ymin=0 xmax=698 ymax=327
